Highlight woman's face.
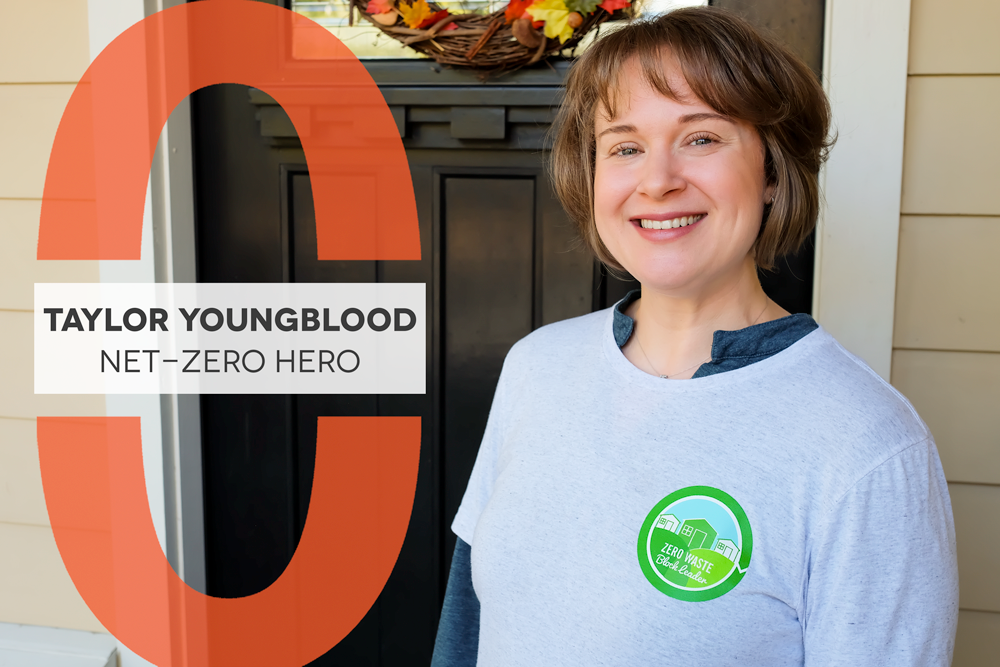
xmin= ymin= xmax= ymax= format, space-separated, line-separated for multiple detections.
xmin=593 ymin=56 xmax=773 ymax=297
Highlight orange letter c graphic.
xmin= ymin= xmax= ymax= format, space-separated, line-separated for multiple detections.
xmin=36 ymin=2 xmax=421 ymax=665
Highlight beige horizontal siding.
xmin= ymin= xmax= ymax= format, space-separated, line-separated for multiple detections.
xmin=0 ymin=199 xmax=101 ymax=311
xmin=0 ymin=0 xmax=114 ymax=640
xmin=0 ymin=1 xmax=89 ymax=84
xmin=909 ymin=0 xmax=1000 ymax=75
xmin=893 ymin=216 xmax=1000 ymax=352
xmin=0 ymin=310 xmax=105 ymax=420
xmin=954 ymin=610 xmax=1000 ymax=666
xmin=0 ymin=84 xmax=77 ymax=200
xmin=892 ymin=350 xmax=1000 ymax=485
xmin=0 ymin=418 xmax=49 ymax=527
xmin=901 ymin=76 xmax=1000 ymax=216
xmin=899 ymin=20 xmax=1000 ymax=656
xmin=951 ymin=483 xmax=1000 ymax=613
xmin=0 ymin=522 xmax=104 ymax=632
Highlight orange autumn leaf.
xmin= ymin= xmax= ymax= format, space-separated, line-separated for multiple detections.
xmin=419 ymin=9 xmax=451 ymax=28
xmin=504 ymin=0 xmax=534 ymax=24
xmin=598 ymin=0 xmax=629 ymax=11
xmin=367 ymin=0 xmax=395 ymax=13
xmin=398 ymin=0 xmax=434 ymax=28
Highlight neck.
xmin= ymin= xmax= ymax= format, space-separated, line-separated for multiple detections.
xmin=623 ymin=256 xmax=788 ymax=379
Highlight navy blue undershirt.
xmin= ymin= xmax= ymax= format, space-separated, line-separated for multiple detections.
xmin=611 ymin=289 xmax=819 ymax=378
xmin=430 ymin=291 xmax=818 ymax=666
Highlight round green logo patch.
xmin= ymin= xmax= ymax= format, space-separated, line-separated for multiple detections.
xmin=637 ymin=485 xmax=753 ymax=602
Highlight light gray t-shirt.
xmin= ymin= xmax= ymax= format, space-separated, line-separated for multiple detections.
xmin=452 ymin=307 xmax=958 ymax=666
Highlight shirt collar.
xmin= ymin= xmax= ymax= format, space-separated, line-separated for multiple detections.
xmin=612 ymin=288 xmax=818 ymax=362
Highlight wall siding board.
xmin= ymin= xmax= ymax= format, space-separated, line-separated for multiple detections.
xmin=901 ymin=77 xmax=1000 ymax=216
xmin=893 ymin=216 xmax=1000 ymax=352
xmin=954 ymin=610 xmax=1000 ymax=667
xmin=892 ymin=350 xmax=1000 ymax=486
xmin=0 ymin=523 xmax=103 ymax=632
xmin=0 ymin=199 xmax=101 ymax=311
xmin=0 ymin=1 xmax=90 ymax=84
xmin=909 ymin=0 xmax=1000 ymax=75
xmin=0 ymin=310 xmax=105 ymax=420
xmin=0 ymin=0 xmax=111 ymax=643
xmin=950 ymin=483 xmax=1000 ymax=613
xmin=0 ymin=85 xmax=76 ymax=201
xmin=0 ymin=418 xmax=49 ymax=527
xmin=899 ymin=0 xmax=1000 ymax=655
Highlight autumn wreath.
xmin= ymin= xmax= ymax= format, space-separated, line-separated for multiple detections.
xmin=348 ymin=0 xmax=633 ymax=71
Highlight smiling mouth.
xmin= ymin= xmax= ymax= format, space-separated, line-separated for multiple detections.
xmin=636 ymin=214 xmax=705 ymax=230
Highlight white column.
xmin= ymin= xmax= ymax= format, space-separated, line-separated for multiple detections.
xmin=813 ymin=0 xmax=912 ymax=380
xmin=88 ymin=1 xmax=163 ymax=665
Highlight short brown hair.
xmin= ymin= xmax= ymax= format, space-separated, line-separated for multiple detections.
xmin=550 ymin=7 xmax=833 ymax=271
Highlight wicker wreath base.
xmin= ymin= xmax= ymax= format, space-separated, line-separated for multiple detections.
xmin=350 ymin=1 xmax=626 ymax=72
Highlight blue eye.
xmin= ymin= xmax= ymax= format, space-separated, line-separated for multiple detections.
xmin=691 ymin=135 xmax=714 ymax=146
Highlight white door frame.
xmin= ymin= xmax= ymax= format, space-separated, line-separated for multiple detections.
xmin=813 ymin=0 xmax=912 ymax=381
xmin=88 ymin=1 xmax=204 ymax=664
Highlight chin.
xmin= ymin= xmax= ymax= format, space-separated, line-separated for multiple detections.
xmin=624 ymin=266 xmax=705 ymax=294
xmin=617 ymin=245 xmax=754 ymax=297
xmin=614 ymin=250 xmax=696 ymax=286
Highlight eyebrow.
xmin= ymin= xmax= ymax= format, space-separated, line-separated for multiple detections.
xmin=679 ymin=112 xmax=735 ymax=124
xmin=595 ymin=113 xmax=735 ymax=140
xmin=595 ymin=123 xmax=637 ymax=140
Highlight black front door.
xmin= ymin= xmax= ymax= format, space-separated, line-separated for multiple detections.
xmin=191 ymin=61 xmax=607 ymax=664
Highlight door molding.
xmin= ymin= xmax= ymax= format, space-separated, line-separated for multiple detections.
xmin=813 ymin=0 xmax=912 ymax=380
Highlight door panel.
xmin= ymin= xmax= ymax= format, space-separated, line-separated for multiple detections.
xmin=443 ymin=176 xmax=537 ymax=550
xmin=200 ymin=393 xmax=296 ymax=598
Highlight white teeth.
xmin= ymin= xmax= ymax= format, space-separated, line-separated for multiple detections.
xmin=638 ymin=215 xmax=703 ymax=229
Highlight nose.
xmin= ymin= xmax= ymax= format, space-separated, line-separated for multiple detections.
xmin=635 ymin=147 xmax=685 ymax=199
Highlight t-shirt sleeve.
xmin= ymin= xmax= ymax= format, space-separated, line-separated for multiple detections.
xmin=803 ymin=438 xmax=958 ymax=666
xmin=450 ymin=361 xmax=512 ymax=546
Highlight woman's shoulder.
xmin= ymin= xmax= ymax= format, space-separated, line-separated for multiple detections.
xmin=488 ymin=308 xmax=611 ymax=400
xmin=790 ymin=327 xmax=933 ymax=460
xmin=505 ymin=308 xmax=610 ymax=365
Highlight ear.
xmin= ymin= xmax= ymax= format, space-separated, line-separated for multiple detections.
xmin=764 ymin=182 xmax=776 ymax=206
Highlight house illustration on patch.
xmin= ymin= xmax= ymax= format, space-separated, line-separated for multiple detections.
xmin=714 ymin=538 xmax=741 ymax=563
xmin=656 ymin=514 xmax=680 ymax=533
xmin=678 ymin=518 xmax=717 ymax=550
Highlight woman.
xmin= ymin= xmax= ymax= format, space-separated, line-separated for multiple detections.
xmin=432 ymin=8 xmax=957 ymax=666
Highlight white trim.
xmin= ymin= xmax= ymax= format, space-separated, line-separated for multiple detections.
xmin=89 ymin=0 xmax=165 ymax=563
xmin=143 ymin=0 xmax=207 ymax=599
xmin=88 ymin=1 xmax=203 ymax=664
xmin=813 ymin=0 xmax=912 ymax=381
xmin=0 ymin=623 xmax=117 ymax=667
xmin=89 ymin=3 xmax=160 ymax=665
